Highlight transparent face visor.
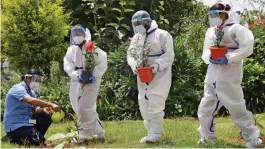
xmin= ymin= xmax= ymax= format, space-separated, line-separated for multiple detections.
xmin=70 ymin=28 xmax=86 ymax=38
xmin=70 ymin=26 xmax=86 ymax=44
xmin=131 ymin=17 xmax=151 ymax=34
xmin=24 ymin=74 xmax=44 ymax=83
xmin=208 ymin=10 xmax=227 ymax=18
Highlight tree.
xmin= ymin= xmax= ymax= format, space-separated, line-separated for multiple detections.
xmin=1 ymin=0 xmax=71 ymax=76
xmin=62 ymin=0 xmax=199 ymax=51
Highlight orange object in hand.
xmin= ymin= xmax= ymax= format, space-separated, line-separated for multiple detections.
xmin=137 ymin=67 xmax=153 ymax=83
xmin=210 ymin=46 xmax=227 ymax=61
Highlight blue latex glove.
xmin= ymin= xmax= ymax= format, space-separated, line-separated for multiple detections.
xmin=217 ymin=57 xmax=228 ymax=65
xmin=89 ymin=76 xmax=96 ymax=84
xmin=209 ymin=57 xmax=219 ymax=64
xmin=77 ymin=75 xmax=83 ymax=84
xmin=209 ymin=57 xmax=228 ymax=65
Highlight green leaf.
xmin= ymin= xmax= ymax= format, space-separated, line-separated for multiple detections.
xmin=54 ymin=142 xmax=65 ymax=149
xmin=178 ymin=108 xmax=183 ymax=113
xmin=159 ymin=15 xmax=164 ymax=20
xmin=164 ymin=19 xmax=169 ymax=25
xmin=128 ymin=1 xmax=136 ymax=6
xmin=119 ymin=0 xmax=126 ymax=6
xmin=47 ymin=133 xmax=66 ymax=141
xmin=66 ymin=131 xmax=77 ymax=137
xmin=117 ymin=17 xmax=125 ymax=21
xmin=119 ymin=24 xmax=130 ymax=31
xmin=106 ymin=23 xmax=119 ymax=28
xmin=111 ymin=8 xmax=121 ymax=13
xmin=124 ymin=9 xmax=134 ymax=13
xmin=158 ymin=5 xmax=165 ymax=11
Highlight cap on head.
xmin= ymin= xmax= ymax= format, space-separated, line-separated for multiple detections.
xmin=25 ymin=69 xmax=43 ymax=77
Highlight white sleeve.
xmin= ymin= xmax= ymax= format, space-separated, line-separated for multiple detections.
xmin=225 ymin=25 xmax=254 ymax=64
xmin=154 ymin=31 xmax=174 ymax=71
xmin=93 ymin=48 xmax=108 ymax=78
xmin=201 ymin=28 xmax=214 ymax=64
xmin=127 ymin=35 xmax=138 ymax=73
xmin=63 ymin=47 xmax=79 ymax=80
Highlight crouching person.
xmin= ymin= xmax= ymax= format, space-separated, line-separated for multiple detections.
xmin=2 ymin=69 xmax=61 ymax=146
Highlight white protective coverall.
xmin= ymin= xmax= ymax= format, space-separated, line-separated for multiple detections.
xmin=127 ymin=20 xmax=174 ymax=142
xmin=64 ymin=33 xmax=107 ymax=139
xmin=198 ymin=17 xmax=260 ymax=144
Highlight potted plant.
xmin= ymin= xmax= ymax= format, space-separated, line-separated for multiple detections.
xmin=129 ymin=38 xmax=153 ymax=83
xmin=137 ymin=46 xmax=153 ymax=83
xmin=81 ymin=41 xmax=96 ymax=84
xmin=210 ymin=26 xmax=227 ymax=61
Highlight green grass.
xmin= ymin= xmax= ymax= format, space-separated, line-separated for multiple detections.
xmin=1 ymin=117 xmax=264 ymax=148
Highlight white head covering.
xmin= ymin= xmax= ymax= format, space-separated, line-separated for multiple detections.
xmin=70 ymin=25 xmax=92 ymax=45
xmin=131 ymin=10 xmax=152 ymax=34
xmin=228 ymin=10 xmax=241 ymax=24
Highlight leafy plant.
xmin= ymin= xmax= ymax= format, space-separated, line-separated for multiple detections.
xmin=83 ymin=42 xmax=97 ymax=72
xmin=1 ymin=0 xmax=70 ymax=75
xmin=254 ymin=113 xmax=265 ymax=136
xmin=212 ymin=26 xmax=224 ymax=47
xmin=128 ymin=36 xmax=152 ymax=67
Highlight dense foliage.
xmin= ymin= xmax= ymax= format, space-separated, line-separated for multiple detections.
xmin=1 ymin=0 xmax=70 ymax=75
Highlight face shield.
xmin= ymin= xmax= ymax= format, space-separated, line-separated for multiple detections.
xmin=131 ymin=10 xmax=152 ymax=34
xmin=208 ymin=10 xmax=228 ymax=18
xmin=70 ymin=25 xmax=92 ymax=45
xmin=24 ymin=74 xmax=44 ymax=92
xmin=208 ymin=10 xmax=228 ymax=27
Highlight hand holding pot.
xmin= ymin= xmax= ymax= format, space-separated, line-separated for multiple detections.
xmin=151 ymin=64 xmax=159 ymax=73
xmin=89 ymin=76 xmax=96 ymax=84
xmin=77 ymin=75 xmax=83 ymax=84
xmin=209 ymin=56 xmax=228 ymax=65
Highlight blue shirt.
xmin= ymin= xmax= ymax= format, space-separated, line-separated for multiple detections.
xmin=3 ymin=81 xmax=36 ymax=132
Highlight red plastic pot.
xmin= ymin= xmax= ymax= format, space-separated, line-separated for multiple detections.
xmin=210 ymin=46 xmax=227 ymax=61
xmin=137 ymin=67 xmax=153 ymax=83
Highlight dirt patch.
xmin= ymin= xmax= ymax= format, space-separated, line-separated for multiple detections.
xmin=261 ymin=136 xmax=265 ymax=146
xmin=222 ymin=136 xmax=265 ymax=147
xmin=38 ymin=138 xmax=69 ymax=148
xmin=226 ymin=137 xmax=245 ymax=145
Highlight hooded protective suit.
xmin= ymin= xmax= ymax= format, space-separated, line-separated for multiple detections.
xmin=64 ymin=26 xmax=107 ymax=139
xmin=198 ymin=18 xmax=260 ymax=145
xmin=127 ymin=12 xmax=174 ymax=142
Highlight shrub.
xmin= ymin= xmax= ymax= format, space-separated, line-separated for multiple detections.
xmin=1 ymin=0 xmax=70 ymax=75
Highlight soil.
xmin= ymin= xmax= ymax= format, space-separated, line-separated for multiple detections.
xmin=261 ymin=136 xmax=265 ymax=146
xmin=222 ymin=136 xmax=265 ymax=147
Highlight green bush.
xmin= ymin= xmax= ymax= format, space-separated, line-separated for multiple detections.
xmin=1 ymin=0 xmax=70 ymax=75
xmin=97 ymin=42 xmax=141 ymax=120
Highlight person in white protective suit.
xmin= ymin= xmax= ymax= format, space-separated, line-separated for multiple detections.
xmin=198 ymin=3 xmax=262 ymax=148
xmin=63 ymin=25 xmax=107 ymax=141
xmin=127 ymin=10 xmax=174 ymax=143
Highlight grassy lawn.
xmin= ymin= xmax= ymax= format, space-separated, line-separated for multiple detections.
xmin=1 ymin=117 xmax=264 ymax=148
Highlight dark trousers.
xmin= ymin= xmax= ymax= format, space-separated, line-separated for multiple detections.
xmin=4 ymin=113 xmax=52 ymax=146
